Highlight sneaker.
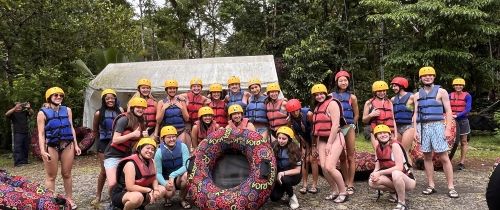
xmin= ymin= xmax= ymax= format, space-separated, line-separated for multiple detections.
xmin=458 ymin=163 xmax=465 ymax=171
xmin=289 ymin=194 xmax=299 ymax=210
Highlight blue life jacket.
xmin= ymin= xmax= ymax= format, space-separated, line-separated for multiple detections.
xmin=331 ymin=92 xmax=354 ymax=124
xmin=162 ymin=98 xmax=185 ymax=130
xmin=417 ymin=85 xmax=444 ymax=122
xmin=393 ymin=92 xmax=413 ymax=125
xmin=160 ymin=141 xmax=183 ymax=177
xmin=227 ymin=90 xmax=247 ymax=111
xmin=41 ymin=106 xmax=73 ymax=144
xmin=277 ymin=148 xmax=291 ymax=171
xmin=99 ymin=109 xmax=119 ymax=140
xmin=246 ymin=95 xmax=268 ymax=124
xmin=291 ymin=108 xmax=312 ymax=144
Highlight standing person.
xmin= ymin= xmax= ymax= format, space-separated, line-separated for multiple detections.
xmin=246 ymin=78 xmax=269 ymax=140
xmin=330 ymin=70 xmax=359 ymax=195
xmin=91 ymin=89 xmax=124 ymax=205
xmin=178 ymin=78 xmax=211 ymax=124
xmin=265 ymin=83 xmax=288 ymax=142
xmin=368 ymin=125 xmax=415 ymax=210
xmin=225 ymin=76 xmax=250 ymax=112
xmin=37 ymin=87 xmax=82 ymax=209
xmin=226 ymin=104 xmax=256 ymax=131
xmin=449 ymin=78 xmax=472 ymax=170
xmin=112 ymin=137 xmax=163 ymax=210
xmin=390 ymin=76 xmax=415 ymax=152
xmin=286 ymin=99 xmax=319 ymax=195
xmin=131 ymin=79 xmax=158 ymax=138
xmin=191 ymin=107 xmax=220 ymax=149
xmin=270 ymin=126 xmax=302 ymax=210
xmin=208 ymin=83 xmax=228 ymax=127
xmin=104 ymin=97 xmax=148 ymax=202
xmin=362 ymin=81 xmax=398 ymax=149
xmin=311 ymin=84 xmax=348 ymax=203
xmin=5 ymin=101 xmax=33 ymax=166
xmin=155 ymin=126 xmax=191 ymax=209
xmin=413 ymin=66 xmax=458 ymax=198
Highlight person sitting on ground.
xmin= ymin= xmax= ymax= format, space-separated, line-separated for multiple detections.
xmin=226 ymin=104 xmax=256 ymax=131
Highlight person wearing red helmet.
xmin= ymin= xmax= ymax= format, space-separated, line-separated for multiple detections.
xmin=330 ymin=70 xmax=359 ymax=195
xmin=390 ymin=76 xmax=415 ymax=153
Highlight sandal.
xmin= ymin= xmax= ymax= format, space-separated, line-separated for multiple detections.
xmin=448 ymin=188 xmax=459 ymax=198
xmin=422 ymin=186 xmax=436 ymax=195
xmin=180 ymin=200 xmax=192 ymax=209
xmin=307 ymin=186 xmax=318 ymax=194
xmin=346 ymin=186 xmax=355 ymax=195
xmin=333 ymin=193 xmax=349 ymax=203
xmin=388 ymin=192 xmax=398 ymax=203
xmin=393 ymin=202 xmax=408 ymax=210
xmin=164 ymin=199 xmax=173 ymax=207
xmin=325 ymin=193 xmax=339 ymax=200
xmin=299 ymin=186 xmax=308 ymax=194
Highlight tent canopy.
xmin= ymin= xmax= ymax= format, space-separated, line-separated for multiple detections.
xmin=83 ymin=55 xmax=278 ymax=127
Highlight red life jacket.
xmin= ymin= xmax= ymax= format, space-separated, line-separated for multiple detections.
xmin=227 ymin=118 xmax=250 ymax=130
xmin=266 ymin=99 xmax=288 ymax=131
xmin=187 ymin=92 xmax=205 ymax=123
xmin=143 ymin=98 xmax=157 ymax=128
xmin=210 ymin=99 xmax=227 ymax=127
xmin=370 ymin=98 xmax=395 ymax=132
xmin=312 ymin=98 xmax=345 ymax=137
xmin=194 ymin=120 xmax=219 ymax=141
xmin=117 ymin=154 xmax=156 ymax=187
xmin=110 ymin=113 xmax=142 ymax=154
xmin=450 ymin=91 xmax=468 ymax=115
xmin=376 ymin=141 xmax=411 ymax=175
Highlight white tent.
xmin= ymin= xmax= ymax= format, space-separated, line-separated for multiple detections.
xmin=83 ymin=55 xmax=279 ymax=127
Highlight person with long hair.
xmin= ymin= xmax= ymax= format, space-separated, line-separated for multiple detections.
xmin=37 ymin=87 xmax=82 ymax=209
xmin=226 ymin=104 xmax=256 ymax=131
xmin=390 ymin=77 xmax=415 ymax=153
xmin=265 ymin=83 xmax=288 ymax=142
xmin=91 ymin=89 xmax=124 ymax=205
xmin=191 ymin=107 xmax=220 ymax=149
xmin=112 ymin=137 xmax=163 ymax=210
xmin=449 ymin=78 xmax=472 ymax=170
xmin=311 ymin=84 xmax=348 ymax=203
xmin=208 ymin=83 xmax=227 ymax=127
xmin=246 ymin=78 xmax=269 ymax=140
xmin=270 ymin=126 xmax=302 ymax=209
xmin=330 ymin=70 xmax=359 ymax=195
xmin=131 ymin=79 xmax=158 ymax=138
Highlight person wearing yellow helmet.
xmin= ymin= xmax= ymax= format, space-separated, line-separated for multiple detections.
xmin=449 ymin=78 xmax=472 ymax=171
xmin=265 ymin=82 xmax=288 ymax=142
xmin=37 ymin=87 xmax=81 ymax=209
xmin=112 ymin=137 xmax=163 ymax=209
xmin=310 ymin=83 xmax=349 ymax=203
xmin=178 ymin=78 xmax=212 ymax=125
xmin=191 ymin=106 xmax=220 ymax=150
xmin=362 ymin=81 xmax=398 ymax=149
xmin=131 ymin=78 xmax=158 ymax=139
xmin=414 ymin=66 xmax=458 ymax=198
xmin=225 ymin=75 xmax=251 ymax=113
xmin=154 ymin=126 xmax=191 ymax=209
xmin=246 ymin=78 xmax=270 ymax=140
xmin=208 ymin=83 xmax=228 ymax=127
xmin=270 ymin=126 xmax=301 ymax=209
xmin=226 ymin=104 xmax=256 ymax=131
xmin=91 ymin=89 xmax=124 ymax=205
xmin=368 ymin=125 xmax=415 ymax=210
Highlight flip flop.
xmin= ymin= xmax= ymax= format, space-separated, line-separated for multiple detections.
xmin=448 ymin=188 xmax=459 ymax=198
xmin=299 ymin=186 xmax=307 ymax=194
xmin=422 ymin=186 xmax=436 ymax=195
xmin=307 ymin=187 xmax=318 ymax=194
xmin=180 ymin=200 xmax=192 ymax=209
xmin=346 ymin=186 xmax=355 ymax=195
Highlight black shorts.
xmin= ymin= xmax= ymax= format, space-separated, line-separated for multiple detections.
xmin=112 ymin=190 xmax=149 ymax=209
xmin=97 ymin=139 xmax=111 ymax=153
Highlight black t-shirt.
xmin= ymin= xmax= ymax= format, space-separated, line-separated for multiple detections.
xmin=8 ymin=111 xmax=30 ymax=134
xmin=104 ymin=116 xmax=130 ymax=158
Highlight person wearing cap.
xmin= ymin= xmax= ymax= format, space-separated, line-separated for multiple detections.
xmin=208 ymin=83 xmax=228 ymax=127
xmin=191 ymin=107 xmax=220 ymax=150
xmin=37 ymin=87 xmax=81 ymax=209
xmin=368 ymin=125 xmax=415 ymax=210
xmin=112 ymin=137 xmax=163 ymax=210
xmin=413 ymin=67 xmax=458 ymax=198
xmin=246 ymin=78 xmax=269 ymax=140
xmin=390 ymin=76 xmax=415 ymax=154
xmin=270 ymin=126 xmax=302 ymax=210
xmin=265 ymin=83 xmax=288 ymax=142
xmin=449 ymin=78 xmax=472 ymax=170
xmin=226 ymin=104 xmax=256 ymax=131
xmin=362 ymin=81 xmax=398 ymax=149
xmin=330 ymin=70 xmax=359 ymax=195
xmin=91 ymin=89 xmax=124 ymax=205
xmin=310 ymin=84 xmax=348 ymax=203
xmin=131 ymin=78 xmax=158 ymax=138
xmin=154 ymin=126 xmax=191 ymax=209
xmin=225 ymin=75 xmax=251 ymax=112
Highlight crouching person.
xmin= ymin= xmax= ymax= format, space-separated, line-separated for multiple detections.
xmin=154 ymin=126 xmax=191 ymax=209
xmin=112 ymin=137 xmax=163 ymax=210
xmin=369 ymin=125 xmax=415 ymax=210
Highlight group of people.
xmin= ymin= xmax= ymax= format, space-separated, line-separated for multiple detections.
xmin=27 ymin=65 xmax=472 ymax=210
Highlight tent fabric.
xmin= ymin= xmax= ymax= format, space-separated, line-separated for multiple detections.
xmin=83 ymin=55 xmax=278 ymax=128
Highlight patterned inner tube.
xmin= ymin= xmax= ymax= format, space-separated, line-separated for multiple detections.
xmin=187 ymin=128 xmax=276 ymax=210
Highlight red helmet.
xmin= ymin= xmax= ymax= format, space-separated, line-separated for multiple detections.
xmin=391 ymin=76 xmax=409 ymax=89
xmin=285 ymin=99 xmax=302 ymax=112
xmin=335 ymin=70 xmax=350 ymax=81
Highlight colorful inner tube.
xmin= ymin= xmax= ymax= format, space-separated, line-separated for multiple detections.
xmin=187 ymin=128 xmax=276 ymax=210
xmin=31 ymin=127 xmax=95 ymax=160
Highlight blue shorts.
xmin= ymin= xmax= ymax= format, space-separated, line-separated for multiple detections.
xmin=457 ymin=119 xmax=471 ymax=135
xmin=417 ymin=121 xmax=448 ymax=153
xmin=104 ymin=157 xmax=121 ymax=170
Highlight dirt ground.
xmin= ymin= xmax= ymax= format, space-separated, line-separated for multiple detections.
xmin=1 ymin=154 xmax=495 ymax=210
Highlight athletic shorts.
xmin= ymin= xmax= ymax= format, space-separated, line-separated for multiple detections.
xmin=97 ymin=139 xmax=111 ymax=153
xmin=417 ymin=121 xmax=448 ymax=153
xmin=104 ymin=157 xmax=121 ymax=170
xmin=397 ymin=124 xmax=413 ymax=136
xmin=456 ymin=119 xmax=471 ymax=135
xmin=340 ymin=124 xmax=355 ymax=136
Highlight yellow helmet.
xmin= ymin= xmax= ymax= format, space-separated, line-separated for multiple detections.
xmin=136 ymin=137 xmax=157 ymax=150
xmin=228 ymin=104 xmax=244 ymax=116
xmin=45 ymin=87 xmax=65 ymax=101
xmin=372 ymin=81 xmax=389 ymax=92
xmin=198 ymin=106 xmax=214 ymax=117
xmin=248 ymin=78 xmax=261 ymax=88
xmin=101 ymin=89 xmax=117 ymax=98
xmin=128 ymin=97 xmax=147 ymax=108
xmin=209 ymin=83 xmax=223 ymax=92
xmin=266 ymin=83 xmax=281 ymax=93
xmin=452 ymin=78 xmax=465 ymax=86
xmin=137 ymin=78 xmax=152 ymax=88
xmin=373 ymin=124 xmax=391 ymax=135
xmin=164 ymin=80 xmax=179 ymax=88
xmin=228 ymin=76 xmax=241 ymax=85
xmin=277 ymin=126 xmax=295 ymax=139
xmin=160 ymin=125 xmax=177 ymax=137
xmin=311 ymin=84 xmax=327 ymax=95
xmin=419 ymin=66 xmax=436 ymax=77
xmin=190 ymin=78 xmax=203 ymax=87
